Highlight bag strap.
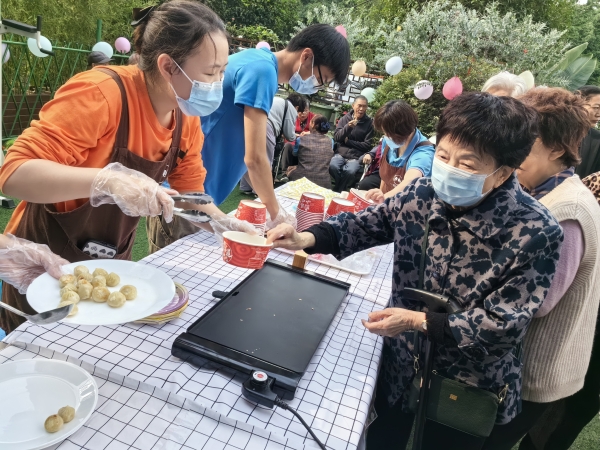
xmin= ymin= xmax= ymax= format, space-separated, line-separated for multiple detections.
xmin=280 ymin=99 xmax=289 ymax=138
xmin=413 ymin=215 xmax=432 ymax=372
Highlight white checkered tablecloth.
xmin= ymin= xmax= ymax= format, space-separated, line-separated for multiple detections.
xmin=2 ymin=205 xmax=394 ymax=450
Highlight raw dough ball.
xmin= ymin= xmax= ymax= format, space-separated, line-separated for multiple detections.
xmin=61 ymin=290 xmax=80 ymax=304
xmin=59 ymin=300 xmax=79 ymax=316
xmin=105 ymin=272 xmax=120 ymax=287
xmin=73 ymin=265 xmax=89 ymax=277
xmin=44 ymin=414 xmax=63 ymax=433
xmin=77 ymin=272 xmax=93 ymax=283
xmin=59 ymin=274 xmax=76 ymax=288
xmin=93 ymin=268 xmax=108 ymax=278
xmin=107 ymin=291 xmax=126 ymax=308
xmin=58 ymin=406 xmax=75 ymax=423
xmin=91 ymin=275 xmax=106 ymax=288
xmin=77 ymin=282 xmax=93 ymax=300
xmin=120 ymin=285 xmax=137 ymax=300
xmin=91 ymin=287 xmax=110 ymax=303
xmin=59 ymin=284 xmax=77 ymax=297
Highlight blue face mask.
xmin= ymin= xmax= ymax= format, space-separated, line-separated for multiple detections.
xmin=431 ymin=157 xmax=502 ymax=207
xmin=171 ymin=60 xmax=223 ymax=117
xmin=384 ymin=136 xmax=404 ymax=150
xmin=289 ymin=57 xmax=319 ymax=95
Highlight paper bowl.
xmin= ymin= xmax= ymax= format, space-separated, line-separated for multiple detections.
xmin=222 ymin=231 xmax=272 ymax=269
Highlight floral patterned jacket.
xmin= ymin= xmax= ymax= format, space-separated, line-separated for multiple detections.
xmin=325 ymin=175 xmax=563 ymax=424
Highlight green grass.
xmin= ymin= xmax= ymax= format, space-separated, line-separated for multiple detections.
xmin=1 ymin=190 xmax=599 ymax=446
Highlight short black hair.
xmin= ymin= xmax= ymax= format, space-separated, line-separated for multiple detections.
xmin=373 ymin=100 xmax=418 ymax=142
xmin=575 ymin=85 xmax=600 ymax=100
xmin=287 ymin=92 xmax=307 ymax=111
xmin=354 ymin=95 xmax=368 ymax=104
xmin=436 ymin=92 xmax=539 ymax=169
xmin=287 ymin=24 xmax=351 ymax=86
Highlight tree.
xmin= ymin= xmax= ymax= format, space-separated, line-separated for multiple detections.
xmin=564 ymin=0 xmax=600 ymax=84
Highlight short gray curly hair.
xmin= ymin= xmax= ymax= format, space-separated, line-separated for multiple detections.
xmin=482 ymin=71 xmax=528 ymax=97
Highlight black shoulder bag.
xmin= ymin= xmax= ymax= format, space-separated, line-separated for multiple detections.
xmin=407 ymin=218 xmax=505 ymax=442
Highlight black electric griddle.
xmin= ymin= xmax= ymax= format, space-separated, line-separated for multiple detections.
xmin=172 ymin=259 xmax=350 ymax=399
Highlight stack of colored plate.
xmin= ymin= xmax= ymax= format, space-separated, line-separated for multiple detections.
xmin=135 ymin=283 xmax=189 ymax=324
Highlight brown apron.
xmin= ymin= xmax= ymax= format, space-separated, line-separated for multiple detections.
xmin=380 ymin=140 xmax=433 ymax=194
xmin=0 ymin=68 xmax=185 ymax=333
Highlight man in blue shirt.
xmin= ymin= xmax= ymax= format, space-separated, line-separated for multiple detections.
xmin=201 ymin=24 xmax=350 ymax=224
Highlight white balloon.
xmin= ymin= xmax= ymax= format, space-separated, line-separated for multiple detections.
xmin=92 ymin=41 xmax=114 ymax=59
xmin=385 ymin=56 xmax=403 ymax=75
xmin=414 ymin=80 xmax=434 ymax=100
xmin=2 ymin=44 xmax=10 ymax=64
xmin=361 ymin=87 xmax=376 ymax=102
xmin=518 ymin=70 xmax=535 ymax=90
xmin=27 ymin=36 xmax=52 ymax=58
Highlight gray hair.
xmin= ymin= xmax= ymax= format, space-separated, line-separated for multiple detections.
xmin=482 ymin=71 xmax=528 ymax=97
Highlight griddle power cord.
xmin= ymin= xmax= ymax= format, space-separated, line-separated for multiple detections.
xmin=274 ymin=398 xmax=327 ymax=450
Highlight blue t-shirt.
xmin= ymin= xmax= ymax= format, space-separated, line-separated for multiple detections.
xmin=201 ymin=49 xmax=279 ymax=204
xmin=384 ymin=128 xmax=435 ymax=176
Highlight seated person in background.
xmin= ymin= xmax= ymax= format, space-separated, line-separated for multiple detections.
xmin=240 ymin=93 xmax=305 ymax=193
xmin=86 ymin=51 xmax=112 ymax=70
xmin=482 ymin=71 xmax=528 ymax=97
xmin=295 ymin=102 xmax=314 ymax=136
xmin=330 ymin=95 xmax=374 ymax=192
xmin=357 ymin=138 xmax=383 ymax=190
xmin=574 ymin=85 xmax=600 ymax=178
xmin=283 ymin=115 xmax=334 ymax=189
xmin=365 ymin=100 xmax=435 ymax=203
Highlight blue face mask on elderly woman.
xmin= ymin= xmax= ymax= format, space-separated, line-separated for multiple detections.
xmin=431 ymin=157 xmax=502 ymax=207
xmin=170 ymin=60 xmax=223 ymax=117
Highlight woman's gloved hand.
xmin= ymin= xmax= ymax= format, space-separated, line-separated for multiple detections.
xmin=266 ymin=203 xmax=297 ymax=230
xmin=209 ymin=215 xmax=257 ymax=245
xmin=0 ymin=234 xmax=69 ymax=294
xmin=90 ymin=163 xmax=176 ymax=222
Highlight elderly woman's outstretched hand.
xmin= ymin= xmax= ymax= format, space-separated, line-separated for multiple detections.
xmin=266 ymin=224 xmax=315 ymax=250
xmin=362 ymin=308 xmax=426 ymax=337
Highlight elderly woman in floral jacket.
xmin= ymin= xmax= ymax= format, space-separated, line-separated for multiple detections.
xmin=267 ymin=93 xmax=563 ymax=449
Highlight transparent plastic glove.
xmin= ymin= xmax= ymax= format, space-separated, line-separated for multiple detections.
xmin=0 ymin=234 xmax=69 ymax=294
xmin=210 ymin=215 xmax=257 ymax=245
xmin=266 ymin=203 xmax=297 ymax=230
xmin=90 ymin=162 xmax=176 ymax=223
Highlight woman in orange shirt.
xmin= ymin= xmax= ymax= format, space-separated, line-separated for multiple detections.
xmin=0 ymin=0 xmax=253 ymax=333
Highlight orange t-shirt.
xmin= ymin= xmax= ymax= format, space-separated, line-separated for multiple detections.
xmin=0 ymin=65 xmax=206 ymax=234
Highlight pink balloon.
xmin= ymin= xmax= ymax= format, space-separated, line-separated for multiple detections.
xmin=256 ymin=41 xmax=270 ymax=50
xmin=443 ymin=77 xmax=463 ymax=100
xmin=335 ymin=25 xmax=347 ymax=39
xmin=115 ymin=37 xmax=131 ymax=54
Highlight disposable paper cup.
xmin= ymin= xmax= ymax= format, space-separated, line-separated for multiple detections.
xmin=222 ymin=231 xmax=272 ymax=269
xmin=348 ymin=188 xmax=375 ymax=212
xmin=296 ymin=210 xmax=324 ymax=232
xmin=324 ymin=197 xmax=356 ymax=220
xmin=235 ymin=200 xmax=267 ymax=234
xmin=297 ymin=193 xmax=325 ymax=214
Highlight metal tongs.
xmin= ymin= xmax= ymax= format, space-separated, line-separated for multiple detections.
xmin=172 ymin=193 xmax=214 ymax=224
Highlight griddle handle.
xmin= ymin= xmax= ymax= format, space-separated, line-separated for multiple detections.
xmin=212 ymin=290 xmax=229 ymax=299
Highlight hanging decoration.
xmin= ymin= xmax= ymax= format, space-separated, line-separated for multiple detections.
xmin=442 ymin=77 xmax=463 ymax=100
xmin=414 ymin=80 xmax=434 ymax=100
xmin=361 ymin=87 xmax=376 ymax=102
xmin=92 ymin=41 xmax=114 ymax=59
xmin=335 ymin=25 xmax=347 ymax=39
xmin=352 ymin=60 xmax=367 ymax=77
xmin=518 ymin=70 xmax=535 ymax=90
xmin=115 ymin=37 xmax=131 ymax=53
xmin=27 ymin=36 xmax=52 ymax=58
xmin=385 ymin=56 xmax=403 ymax=76
xmin=2 ymin=43 xmax=10 ymax=64
xmin=256 ymin=41 xmax=270 ymax=50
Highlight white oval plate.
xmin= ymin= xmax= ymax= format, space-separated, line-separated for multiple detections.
xmin=27 ymin=260 xmax=176 ymax=326
xmin=0 ymin=359 xmax=98 ymax=450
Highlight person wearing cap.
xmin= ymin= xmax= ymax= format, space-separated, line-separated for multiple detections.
xmin=87 ymin=51 xmax=112 ymax=69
